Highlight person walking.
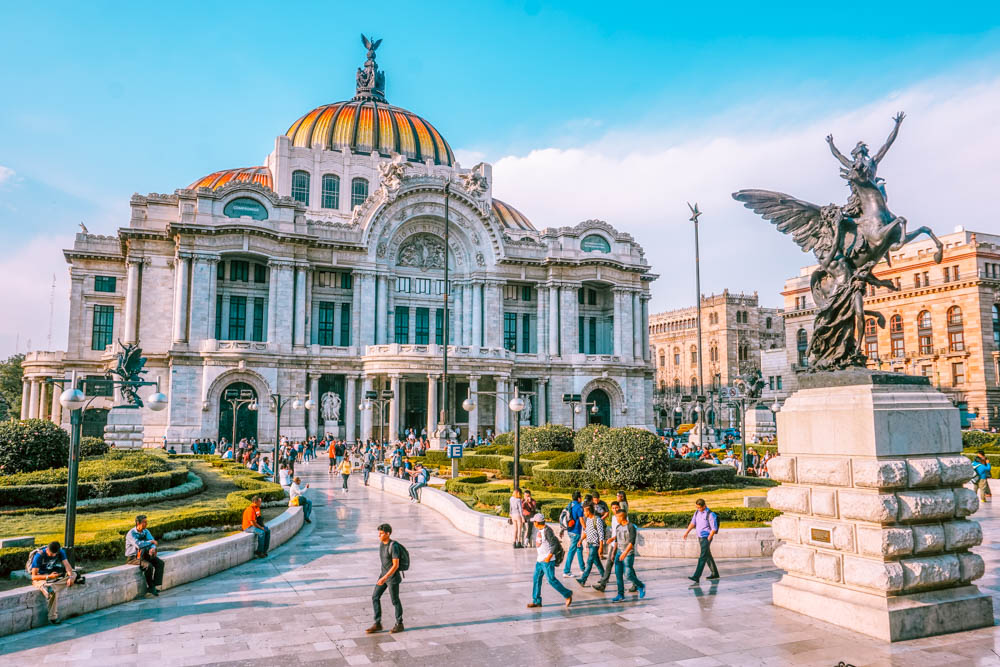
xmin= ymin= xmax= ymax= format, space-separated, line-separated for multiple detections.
xmin=328 ymin=440 xmax=337 ymax=475
xmin=509 ymin=488 xmax=525 ymax=549
xmin=592 ymin=500 xmax=623 ymax=593
xmin=561 ymin=491 xmax=586 ymax=578
xmin=339 ymin=456 xmax=353 ymax=494
xmin=362 ymin=448 xmax=375 ymax=486
xmin=683 ymin=498 xmax=720 ymax=583
xmin=367 ymin=523 xmax=405 ymax=634
xmin=972 ymin=451 xmax=992 ymax=502
xmin=610 ymin=509 xmax=645 ymax=602
xmin=526 ymin=514 xmax=573 ymax=609
xmin=520 ymin=490 xmax=538 ymax=547
xmin=575 ymin=503 xmax=606 ymax=586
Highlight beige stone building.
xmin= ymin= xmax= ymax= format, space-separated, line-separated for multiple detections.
xmin=779 ymin=228 xmax=1000 ymax=428
xmin=648 ymin=290 xmax=783 ymax=427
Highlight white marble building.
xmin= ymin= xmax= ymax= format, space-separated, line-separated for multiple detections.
xmin=21 ymin=40 xmax=656 ymax=449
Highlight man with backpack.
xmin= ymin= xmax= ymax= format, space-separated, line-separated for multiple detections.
xmin=560 ymin=491 xmax=586 ymax=578
xmin=28 ymin=541 xmax=77 ymax=625
xmin=527 ymin=514 xmax=573 ymax=609
xmin=367 ymin=523 xmax=406 ymax=634
xmin=683 ymin=498 xmax=720 ymax=583
xmin=408 ymin=464 xmax=429 ymax=503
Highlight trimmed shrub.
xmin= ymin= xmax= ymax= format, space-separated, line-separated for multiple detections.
xmin=473 ymin=487 xmax=512 ymax=507
xmin=658 ymin=466 xmax=737 ymax=490
xmin=519 ymin=424 xmax=573 ymax=454
xmin=444 ymin=475 xmax=489 ymax=495
xmin=574 ymin=424 xmax=609 ymax=455
xmin=531 ymin=466 xmax=594 ymax=489
xmin=586 ymin=427 xmax=671 ymax=490
xmin=80 ymin=437 xmax=110 ymax=458
xmin=541 ymin=505 xmax=779 ymax=526
xmin=492 ymin=432 xmax=514 ymax=449
xmin=548 ymin=452 xmax=584 ymax=470
xmin=963 ymin=431 xmax=999 ymax=450
xmin=0 ymin=468 xmax=190 ymax=508
xmin=0 ymin=419 xmax=70 ymax=475
xmin=521 ymin=450 xmax=565 ymax=461
xmin=0 ymin=450 xmax=170 ymax=486
xmin=497 ymin=458 xmax=545 ymax=478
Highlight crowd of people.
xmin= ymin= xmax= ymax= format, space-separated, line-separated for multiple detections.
xmin=656 ymin=437 xmax=778 ymax=477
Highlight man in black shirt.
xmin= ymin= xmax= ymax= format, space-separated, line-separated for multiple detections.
xmin=367 ymin=523 xmax=404 ymax=634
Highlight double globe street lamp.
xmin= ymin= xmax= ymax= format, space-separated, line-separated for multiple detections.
xmin=463 ymin=386 xmax=533 ymax=490
xmin=247 ymin=393 xmax=315 ymax=484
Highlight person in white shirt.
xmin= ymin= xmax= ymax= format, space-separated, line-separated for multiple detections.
xmin=279 ymin=465 xmax=291 ymax=488
xmin=509 ymin=489 xmax=525 ymax=549
xmin=289 ymin=476 xmax=312 ymax=523
xmin=592 ymin=500 xmax=623 ymax=593
xmin=526 ymin=514 xmax=573 ymax=609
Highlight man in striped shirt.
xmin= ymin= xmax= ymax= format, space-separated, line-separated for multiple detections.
xmin=575 ymin=503 xmax=606 ymax=586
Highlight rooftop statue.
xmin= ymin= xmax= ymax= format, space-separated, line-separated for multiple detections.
xmin=733 ymin=113 xmax=943 ymax=371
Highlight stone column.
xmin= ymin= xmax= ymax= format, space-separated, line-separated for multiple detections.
xmin=471 ymin=281 xmax=482 ymax=347
xmin=561 ymin=285 xmax=579 ymax=356
xmin=50 ymin=381 xmax=62 ymax=425
xmin=537 ymin=378 xmax=548 ymax=425
xmin=612 ymin=288 xmax=624 ymax=357
xmin=360 ymin=376 xmax=373 ymax=441
xmin=345 ymin=375 xmax=358 ymax=444
xmin=357 ymin=271 xmax=376 ymax=347
xmin=548 ymin=284 xmax=560 ymax=356
xmin=350 ymin=273 xmax=362 ymax=348
xmin=453 ymin=284 xmax=463 ymax=346
xmin=389 ymin=374 xmax=400 ymax=440
xmin=632 ymin=291 xmax=643 ymax=361
xmin=202 ymin=256 xmax=220 ymax=342
xmin=172 ymin=254 xmax=191 ymax=343
xmin=37 ymin=381 xmax=48 ymax=420
xmin=495 ymin=377 xmax=507 ymax=433
xmin=123 ymin=259 xmax=141 ymax=344
xmin=27 ymin=378 xmax=40 ymax=420
xmin=427 ymin=374 xmax=439 ymax=436
xmin=463 ymin=282 xmax=474 ymax=345
xmin=484 ymin=282 xmax=502 ymax=348
xmin=20 ymin=379 xmax=30 ymax=419
xmin=641 ymin=295 xmax=651 ymax=362
xmin=293 ymin=266 xmax=307 ymax=347
xmin=376 ymin=274 xmax=388 ymax=345
xmin=308 ymin=373 xmax=321 ymax=437
xmin=468 ymin=375 xmax=480 ymax=440
xmin=536 ymin=285 xmax=547 ymax=356
xmin=767 ymin=374 xmax=993 ymax=641
xmin=386 ymin=277 xmax=395 ymax=345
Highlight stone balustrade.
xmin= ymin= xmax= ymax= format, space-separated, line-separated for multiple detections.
xmin=0 ymin=507 xmax=303 ymax=638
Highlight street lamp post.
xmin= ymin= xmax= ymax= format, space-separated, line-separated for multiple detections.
xmin=224 ymin=388 xmax=256 ymax=450
xmin=254 ymin=393 xmax=312 ymax=484
xmin=55 ymin=374 xmax=168 ymax=562
xmin=438 ymin=181 xmax=452 ymax=443
xmin=562 ymin=393 xmax=583 ymax=431
xmin=688 ymin=202 xmax=706 ymax=442
xmin=464 ymin=386 xmax=535 ymax=490
xmin=360 ymin=389 xmax=394 ymax=444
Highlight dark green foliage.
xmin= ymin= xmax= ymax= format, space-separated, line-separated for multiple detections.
xmin=492 ymin=432 xmax=514 ymax=449
xmin=542 ymin=505 xmax=780 ymax=526
xmin=573 ymin=424 xmax=609 ymax=455
xmin=0 ymin=450 xmax=169 ymax=486
xmin=0 ymin=468 xmax=190 ymax=508
xmin=80 ymin=437 xmax=110 ymax=458
xmin=496 ymin=458 xmax=545 ymax=478
xmin=962 ymin=431 xmax=1000 ymax=450
xmin=519 ymin=424 xmax=574 ymax=453
xmin=0 ymin=419 xmax=70 ymax=475
xmin=531 ymin=466 xmax=594 ymax=488
xmin=586 ymin=427 xmax=671 ymax=490
xmin=444 ymin=475 xmax=489 ymax=495
xmin=548 ymin=452 xmax=584 ymax=470
xmin=520 ymin=450 xmax=565 ymax=461
xmin=470 ymin=444 xmax=514 ymax=455
xmin=0 ymin=354 xmax=24 ymax=421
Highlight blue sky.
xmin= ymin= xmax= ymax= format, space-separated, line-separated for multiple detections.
xmin=2 ymin=2 xmax=1000 ymax=355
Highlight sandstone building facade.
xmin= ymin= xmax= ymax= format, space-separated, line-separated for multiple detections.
xmin=20 ymin=42 xmax=656 ymax=448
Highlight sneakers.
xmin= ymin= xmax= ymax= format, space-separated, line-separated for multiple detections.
xmin=576 ymin=577 xmax=587 ymax=586
xmin=638 ymin=584 xmax=646 ymax=599
xmin=365 ymin=623 xmax=382 ymax=634
xmin=565 ymin=595 xmax=573 ymax=608
xmin=592 ymin=584 xmax=606 ymax=592
xmin=688 ymin=576 xmax=699 ymax=584
xmin=390 ymin=623 xmax=404 ymax=634
xmin=526 ymin=603 xmax=541 ymax=608
xmin=611 ymin=596 xmax=626 ymax=602
xmin=148 ymin=587 xmax=159 ymax=597
xmin=707 ymin=573 xmax=720 ymax=580
xmin=561 ymin=572 xmax=573 ymax=579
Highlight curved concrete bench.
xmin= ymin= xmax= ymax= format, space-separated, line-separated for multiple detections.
xmin=368 ymin=473 xmax=777 ymax=559
xmin=0 ymin=506 xmax=303 ymax=638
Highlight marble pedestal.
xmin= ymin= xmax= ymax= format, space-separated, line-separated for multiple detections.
xmin=103 ymin=406 xmax=145 ymax=449
xmin=323 ymin=420 xmax=342 ymax=440
xmin=745 ymin=406 xmax=776 ymax=443
xmin=767 ymin=370 xmax=993 ymax=642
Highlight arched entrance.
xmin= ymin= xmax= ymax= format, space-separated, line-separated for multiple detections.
xmin=586 ymin=388 xmax=611 ymax=426
xmin=219 ymin=382 xmax=258 ymax=445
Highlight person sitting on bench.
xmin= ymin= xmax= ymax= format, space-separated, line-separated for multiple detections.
xmin=125 ymin=514 xmax=165 ymax=597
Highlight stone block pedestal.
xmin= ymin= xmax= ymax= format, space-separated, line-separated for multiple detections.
xmin=768 ymin=371 xmax=993 ymax=641
xmin=103 ymin=406 xmax=145 ymax=450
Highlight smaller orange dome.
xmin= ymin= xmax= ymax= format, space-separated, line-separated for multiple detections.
xmin=493 ymin=199 xmax=535 ymax=231
xmin=189 ymin=166 xmax=273 ymax=191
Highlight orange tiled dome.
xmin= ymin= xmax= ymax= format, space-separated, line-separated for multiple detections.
xmin=492 ymin=199 xmax=535 ymax=231
xmin=188 ymin=166 xmax=272 ymax=191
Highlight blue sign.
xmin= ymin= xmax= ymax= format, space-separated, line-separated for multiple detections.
xmin=447 ymin=444 xmax=464 ymax=459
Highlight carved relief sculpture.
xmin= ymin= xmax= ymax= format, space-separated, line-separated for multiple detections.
xmin=397 ymin=234 xmax=446 ymax=271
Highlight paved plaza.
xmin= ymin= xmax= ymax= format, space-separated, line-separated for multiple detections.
xmin=2 ymin=467 xmax=1000 ymax=667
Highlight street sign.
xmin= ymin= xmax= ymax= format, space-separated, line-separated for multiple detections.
xmin=447 ymin=443 xmax=464 ymax=459
xmin=380 ymin=390 xmax=394 ymax=399
xmin=365 ymin=390 xmax=378 ymax=400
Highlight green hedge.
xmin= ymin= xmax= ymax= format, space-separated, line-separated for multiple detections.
xmin=0 ymin=467 xmax=190 ymax=508
xmin=471 ymin=445 xmax=513 ymax=456
xmin=521 ymin=450 xmax=565 ymax=461
xmin=531 ymin=466 xmax=594 ymax=488
xmin=80 ymin=437 xmax=109 ymax=458
xmin=497 ymin=458 xmax=545 ymax=478
xmin=587 ymin=427 xmax=671 ymax=490
xmin=492 ymin=433 xmax=513 ymax=449
xmin=519 ymin=424 xmax=574 ymax=453
xmin=574 ymin=424 xmax=609 ymax=455
xmin=963 ymin=431 xmax=1000 ymax=449
xmin=542 ymin=505 xmax=780 ymax=527
xmin=0 ymin=419 xmax=70 ymax=475
xmin=0 ymin=450 xmax=170 ymax=486
xmin=444 ymin=475 xmax=489 ymax=495
xmin=548 ymin=452 xmax=584 ymax=470
xmin=658 ymin=466 xmax=737 ymax=490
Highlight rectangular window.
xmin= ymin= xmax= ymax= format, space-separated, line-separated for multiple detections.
xmin=253 ymin=264 xmax=267 ymax=283
xmin=317 ymin=302 xmax=336 ymax=346
xmin=228 ymin=296 xmax=247 ymax=340
xmin=503 ymin=285 xmax=519 ymax=300
xmin=866 ymin=339 xmax=878 ymax=359
xmin=504 ymin=312 xmax=518 ymax=351
xmin=891 ymin=337 xmax=905 ymax=358
xmin=435 ymin=308 xmax=445 ymax=345
xmin=588 ymin=317 xmax=597 ymax=354
xmin=588 ymin=289 xmax=597 ymax=306
xmin=577 ymin=288 xmax=584 ymax=304
xmin=943 ymin=266 xmax=951 ymax=282
xmin=394 ymin=307 xmax=409 ymax=344
xmin=913 ymin=272 xmax=921 ymax=288
xmin=919 ymin=334 xmax=933 ymax=355
xmin=341 ymin=272 xmax=353 ymax=290
xmin=94 ymin=275 xmax=116 ymax=292
xmin=768 ymin=376 xmax=775 ymax=390
xmin=415 ymin=307 xmax=430 ymax=345
xmin=776 ymin=376 xmax=783 ymax=390
xmin=952 ymin=362 xmax=965 ymax=386
xmin=252 ymin=298 xmax=264 ymax=342
xmin=91 ymin=305 xmax=114 ymax=350
xmin=921 ymin=365 xmax=933 ymax=377
xmin=84 ymin=374 xmax=113 ymax=397
xmin=321 ymin=174 xmax=340 ymax=209
xmin=396 ymin=277 xmax=410 ymax=293
xmin=953 ymin=265 xmax=960 ymax=280
xmin=522 ymin=313 xmax=531 ymax=352
xmin=215 ymin=295 xmax=222 ymax=339
xmin=340 ymin=303 xmax=351 ymax=346
xmin=229 ymin=260 xmax=249 ymax=282
xmin=414 ymin=278 xmax=431 ymax=294
xmin=949 ymin=330 xmax=965 ymax=352
xmin=521 ymin=285 xmax=533 ymax=302
xmin=217 ymin=261 xmax=225 ymax=280
xmin=578 ymin=316 xmax=585 ymax=353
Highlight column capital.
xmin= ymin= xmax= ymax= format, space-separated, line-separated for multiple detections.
xmin=192 ymin=252 xmax=220 ymax=264
xmin=539 ymin=378 xmax=548 ymax=386
xmin=427 ymin=374 xmax=441 ymax=381
xmin=125 ymin=255 xmax=148 ymax=267
xmin=467 ymin=374 xmax=481 ymax=382
xmin=353 ymin=269 xmax=378 ymax=280
xmin=267 ymin=259 xmax=296 ymax=269
xmin=308 ymin=372 xmax=323 ymax=381
xmin=388 ymin=373 xmax=402 ymax=380
xmin=345 ymin=373 xmax=361 ymax=380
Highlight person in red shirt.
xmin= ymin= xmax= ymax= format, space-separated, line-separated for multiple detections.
xmin=242 ymin=496 xmax=270 ymax=558
xmin=328 ymin=441 xmax=338 ymax=475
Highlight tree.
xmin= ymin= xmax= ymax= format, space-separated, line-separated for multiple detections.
xmin=0 ymin=354 xmax=24 ymax=421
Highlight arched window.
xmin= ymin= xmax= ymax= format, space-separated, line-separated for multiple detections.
xmin=709 ymin=344 xmax=718 ymax=363
xmin=918 ymin=310 xmax=933 ymax=355
xmin=690 ymin=345 xmax=697 ymax=365
xmin=291 ymin=170 xmax=310 ymax=205
xmin=765 ymin=316 xmax=772 ymax=329
xmin=659 ymin=351 xmax=665 ymax=368
xmin=690 ymin=376 xmax=699 ymax=395
xmin=797 ymin=328 xmax=808 ymax=367
xmin=890 ymin=314 xmax=904 ymax=357
xmin=673 ymin=378 xmax=681 ymax=394
xmin=351 ymin=177 xmax=369 ymax=208
xmin=865 ymin=317 xmax=879 ymax=360
xmin=673 ymin=347 xmax=680 ymax=365
xmin=738 ymin=343 xmax=749 ymax=362
xmin=948 ymin=306 xmax=964 ymax=352
xmin=321 ymin=174 xmax=340 ymax=209
xmin=581 ymin=234 xmax=611 ymax=253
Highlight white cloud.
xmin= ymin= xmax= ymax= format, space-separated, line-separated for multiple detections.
xmin=482 ymin=74 xmax=1000 ymax=313
xmin=0 ymin=165 xmax=14 ymax=186
xmin=0 ymin=235 xmax=72 ymax=358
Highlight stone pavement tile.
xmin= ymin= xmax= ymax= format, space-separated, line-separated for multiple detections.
xmin=674 ymin=657 xmax=727 ymax=667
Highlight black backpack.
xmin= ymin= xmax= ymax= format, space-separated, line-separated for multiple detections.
xmin=392 ymin=541 xmax=411 ymax=576
xmin=544 ymin=527 xmax=565 ymax=567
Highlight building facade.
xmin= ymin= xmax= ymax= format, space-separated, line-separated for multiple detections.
xmin=779 ymin=228 xmax=1000 ymax=428
xmin=647 ymin=290 xmax=783 ymax=428
xmin=21 ymin=42 xmax=656 ymax=448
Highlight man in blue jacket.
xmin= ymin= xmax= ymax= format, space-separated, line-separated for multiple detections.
xmin=561 ymin=491 xmax=586 ymax=578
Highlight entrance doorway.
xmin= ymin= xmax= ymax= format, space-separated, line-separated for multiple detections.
xmin=403 ymin=380 xmax=427 ymax=436
xmin=219 ymin=382 xmax=258 ymax=445
xmin=586 ymin=388 xmax=611 ymax=426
